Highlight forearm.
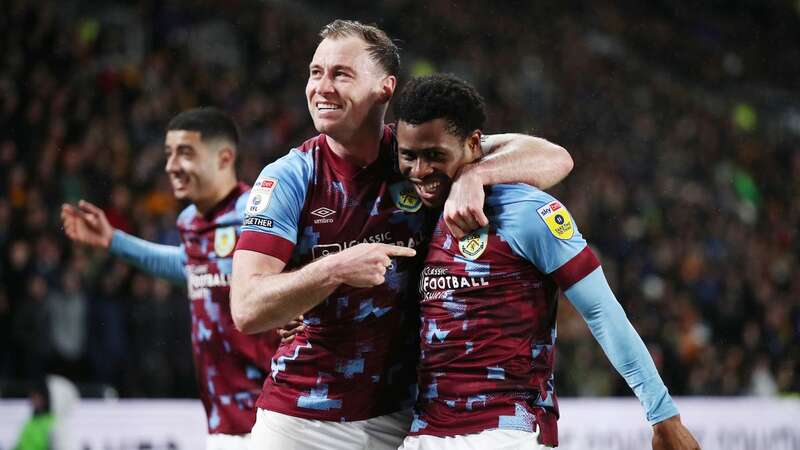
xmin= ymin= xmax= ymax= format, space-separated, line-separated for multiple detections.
xmin=565 ymin=266 xmax=679 ymax=425
xmin=232 ymin=258 xmax=340 ymax=334
xmin=109 ymin=230 xmax=185 ymax=284
xmin=474 ymin=134 xmax=573 ymax=189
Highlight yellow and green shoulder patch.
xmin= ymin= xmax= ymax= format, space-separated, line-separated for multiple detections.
xmin=536 ymin=200 xmax=574 ymax=240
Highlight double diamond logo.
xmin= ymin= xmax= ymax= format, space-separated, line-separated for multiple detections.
xmin=311 ymin=207 xmax=336 ymax=218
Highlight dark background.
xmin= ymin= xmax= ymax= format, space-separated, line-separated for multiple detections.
xmin=1 ymin=0 xmax=798 ymax=400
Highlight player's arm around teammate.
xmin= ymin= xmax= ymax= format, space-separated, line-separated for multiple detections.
xmin=231 ymin=132 xmax=572 ymax=336
xmin=444 ymin=133 xmax=572 ymax=238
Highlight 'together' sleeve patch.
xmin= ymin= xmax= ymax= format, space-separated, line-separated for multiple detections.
xmin=536 ymin=200 xmax=574 ymax=240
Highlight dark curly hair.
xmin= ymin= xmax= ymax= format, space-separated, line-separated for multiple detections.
xmin=393 ymin=74 xmax=486 ymax=141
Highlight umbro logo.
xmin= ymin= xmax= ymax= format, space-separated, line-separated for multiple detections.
xmin=311 ymin=207 xmax=336 ymax=224
xmin=311 ymin=207 xmax=336 ymax=218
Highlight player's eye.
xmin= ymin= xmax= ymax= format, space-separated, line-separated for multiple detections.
xmin=400 ymin=151 xmax=416 ymax=161
xmin=426 ymin=151 xmax=443 ymax=161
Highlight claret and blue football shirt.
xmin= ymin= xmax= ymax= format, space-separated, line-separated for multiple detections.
xmin=236 ymin=126 xmax=430 ymax=421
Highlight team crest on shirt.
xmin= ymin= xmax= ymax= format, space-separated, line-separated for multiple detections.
xmin=389 ymin=181 xmax=422 ymax=212
xmin=246 ymin=177 xmax=278 ymax=215
xmin=536 ymin=200 xmax=574 ymax=240
xmin=214 ymin=226 xmax=237 ymax=257
xmin=458 ymin=226 xmax=489 ymax=260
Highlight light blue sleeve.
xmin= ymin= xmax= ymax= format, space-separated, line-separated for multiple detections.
xmin=240 ymin=148 xmax=314 ymax=244
xmin=490 ymin=184 xmax=586 ymax=274
xmin=109 ymin=230 xmax=186 ymax=284
xmin=565 ymin=266 xmax=679 ymax=424
xmin=491 ymin=184 xmax=679 ymax=424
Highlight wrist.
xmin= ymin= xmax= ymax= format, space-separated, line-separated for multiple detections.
xmin=456 ymin=162 xmax=486 ymax=187
xmin=304 ymin=252 xmax=343 ymax=289
xmin=107 ymin=229 xmax=122 ymax=252
xmin=104 ymin=229 xmax=116 ymax=249
xmin=653 ymin=414 xmax=681 ymax=430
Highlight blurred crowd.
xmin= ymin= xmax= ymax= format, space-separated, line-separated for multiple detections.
xmin=1 ymin=0 xmax=798 ymax=399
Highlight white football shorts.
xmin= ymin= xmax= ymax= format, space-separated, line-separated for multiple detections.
xmin=248 ymin=407 xmax=412 ymax=450
xmin=398 ymin=428 xmax=548 ymax=450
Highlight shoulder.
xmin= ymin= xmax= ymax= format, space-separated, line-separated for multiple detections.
xmin=489 ymin=184 xmax=574 ymax=240
xmin=264 ymin=144 xmax=316 ymax=175
xmin=486 ymin=183 xmax=556 ymax=209
xmin=296 ymin=133 xmax=325 ymax=154
xmin=234 ymin=188 xmax=250 ymax=220
xmin=252 ymin=144 xmax=318 ymax=197
xmin=176 ymin=204 xmax=197 ymax=227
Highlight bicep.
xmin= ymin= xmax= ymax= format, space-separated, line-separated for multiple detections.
xmin=232 ymin=249 xmax=286 ymax=282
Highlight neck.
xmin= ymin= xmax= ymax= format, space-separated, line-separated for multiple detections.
xmin=195 ymin=175 xmax=237 ymax=215
xmin=326 ymin=114 xmax=385 ymax=168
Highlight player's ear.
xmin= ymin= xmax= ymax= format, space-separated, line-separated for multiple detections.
xmin=466 ymin=130 xmax=483 ymax=162
xmin=378 ymin=75 xmax=396 ymax=104
xmin=218 ymin=146 xmax=236 ymax=170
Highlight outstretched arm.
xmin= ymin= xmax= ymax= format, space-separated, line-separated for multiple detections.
xmin=109 ymin=230 xmax=186 ymax=284
xmin=565 ymin=266 xmax=700 ymax=450
xmin=445 ymin=134 xmax=572 ymax=238
xmin=61 ymin=200 xmax=185 ymax=284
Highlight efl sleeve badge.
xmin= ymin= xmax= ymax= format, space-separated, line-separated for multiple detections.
xmin=246 ymin=177 xmax=278 ymax=215
xmin=536 ymin=200 xmax=574 ymax=240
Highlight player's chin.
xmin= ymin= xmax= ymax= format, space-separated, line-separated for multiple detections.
xmin=415 ymin=181 xmax=449 ymax=209
xmin=313 ymin=117 xmax=349 ymax=136
xmin=418 ymin=190 xmax=446 ymax=209
xmin=172 ymin=187 xmax=189 ymax=200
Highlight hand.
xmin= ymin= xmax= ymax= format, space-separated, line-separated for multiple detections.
xmin=276 ymin=315 xmax=305 ymax=343
xmin=324 ymin=243 xmax=416 ymax=288
xmin=652 ymin=416 xmax=700 ymax=450
xmin=60 ymin=200 xmax=114 ymax=249
xmin=444 ymin=163 xmax=488 ymax=239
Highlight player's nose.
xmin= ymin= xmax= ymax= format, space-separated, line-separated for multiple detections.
xmin=164 ymin=154 xmax=179 ymax=173
xmin=410 ymin=157 xmax=432 ymax=179
xmin=315 ymin=72 xmax=335 ymax=95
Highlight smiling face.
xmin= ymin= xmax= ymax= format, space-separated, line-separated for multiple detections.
xmin=305 ymin=36 xmax=395 ymax=142
xmin=396 ymin=118 xmax=482 ymax=208
xmin=164 ymin=130 xmax=221 ymax=204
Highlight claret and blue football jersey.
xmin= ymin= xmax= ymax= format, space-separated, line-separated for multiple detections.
xmin=176 ymin=182 xmax=281 ymax=434
xmin=413 ymin=183 xmax=600 ymax=447
xmin=237 ymin=126 xmax=431 ymax=421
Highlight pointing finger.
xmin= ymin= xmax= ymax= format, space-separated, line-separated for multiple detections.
xmin=379 ymin=244 xmax=416 ymax=258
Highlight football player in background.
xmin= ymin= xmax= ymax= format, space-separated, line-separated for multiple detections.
xmin=62 ymin=107 xmax=280 ymax=450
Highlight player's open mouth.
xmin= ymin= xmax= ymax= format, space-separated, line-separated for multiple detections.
xmin=413 ymin=178 xmax=444 ymax=201
xmin=171 ymin=173 xmax=189 ymax=190
xmin=317 ymin=102 xmax=342 ymax=111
